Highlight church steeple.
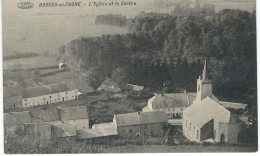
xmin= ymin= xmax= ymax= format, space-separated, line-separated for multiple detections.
xmin=202 ymin=60 xmax=207 ymax=80
xmin=195 ymin=59 xmax=213 ymax=102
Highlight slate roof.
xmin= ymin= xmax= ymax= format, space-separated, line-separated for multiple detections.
xmin=125 ymin=84 xmax=144 ymax=91
xmin=149 ymin=93 xmax=196 ymax=109
xmin=30 ymin=109 xmax=59 ymax=123
xmin=3 ymin=85 xmax=22 ymax=98
xmin=77 ymin=122 xmax=118 ymax=139
xmin=220 ymin=101 xmax=247 ymax=110
xmin=4 ymin=111 xmax=31 ymax=125
xmin=57 ymin=106 xmax=89 ymax=121
xmin=115 ymin=111 xmax=167 ymax=127
xmin=51 ymin=122 xmax=76 ymax=138
xmin=22 ymin=83 xmax=71 ymax=98
xmin=184 ymin=97 xmax=231 ymax=128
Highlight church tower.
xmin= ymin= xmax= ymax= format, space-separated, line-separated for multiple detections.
xmin=195 ymin=60 xmax=213 ymax=101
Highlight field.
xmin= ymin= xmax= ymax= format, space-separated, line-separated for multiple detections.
xmin=103 ymin=144 xmax=258 ymax=153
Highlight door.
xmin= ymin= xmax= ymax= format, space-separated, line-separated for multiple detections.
xmin=220 ymin=133 xmax=225 ymax=143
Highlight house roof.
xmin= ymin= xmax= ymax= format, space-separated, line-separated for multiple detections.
xmin=51 ymin=122 xmax=76 ymax=138
xmin=4 ymin=111 xmax=31 ymax=125
xmin=97 ymin=84 xmax=120 ymax=92
xmin=139 ymin=111 xmax=167 ymax=124
xmin=65 ymin=79 xmax=93 ymax=94
xmin=183 ymin=97 xmax=231 ymax=128
xmin=220 ymin=101 xmax=247 ymax=110
xmin=3 ymin=85 xmax=22 ymax=98
xmin=114 ymin=111 xmax=167 ymax=127
xmin=30 ymin=109 xmax=59 ymax=123
xmin=57 ymin=106 xmax=88 ymax=121
xmin=22 ymin=83 xmax=72 ymax=98
xmin=149 ymin=93 xmax=196 ymax=109
xmin=125 ymin=84 xmax=144 ymax=91
xmin=77 ymin=122 xmax=118 ymax=139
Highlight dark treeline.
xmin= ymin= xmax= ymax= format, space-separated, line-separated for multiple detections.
xmin=95 ymin=14 xmax=127 ymax=27
xmin=60 ymin=5 xmax=256 ymax=117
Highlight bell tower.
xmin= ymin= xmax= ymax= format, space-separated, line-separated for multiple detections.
xmin=196 ymin=60 xmax=213 ymax=101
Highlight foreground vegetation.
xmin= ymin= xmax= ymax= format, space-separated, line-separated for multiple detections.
xmin=5 ymin=134 xmax=257 ymax=154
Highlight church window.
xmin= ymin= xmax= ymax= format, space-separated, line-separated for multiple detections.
xmin=197 ymin=130 xmax=199 ymax=139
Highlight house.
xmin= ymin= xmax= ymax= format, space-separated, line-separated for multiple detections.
xmin=113 ymin=111 xmax=168 ymax=138
xmin=142 ymin=92 xmax=197 ymax=119
xmin=3 ymin=85 xmax=23 ymax=110
xmin=123 ymin=84 xmax=144 ymax=92
xmin=22 ymin=82 xmax=79 ymax=108
xmin=97 ymin=84 xmax=121 ymax=93
xmin=77 ymin=122 xmax=118 ymax=139
xmin=56 ymin=106 xmax=89 ymax=130
xmin=58 ymin=62 xmax=65 ymax=70
xmin=182 ymin=60 xmax=246 ymax=143
xmin=4 ymin=106 xmax=89 ymax=139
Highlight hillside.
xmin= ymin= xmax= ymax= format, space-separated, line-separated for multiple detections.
xmin=59 ymin=5 xmax=256 ymax=118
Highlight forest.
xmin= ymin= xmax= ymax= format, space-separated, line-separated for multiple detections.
xmin=95 ymin=14 xmax=127 ymax=27
xmin=59 ymin=4 xmax=256 ymax=118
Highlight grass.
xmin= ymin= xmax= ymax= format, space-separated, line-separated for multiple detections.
xmin=5 ymin=134 xmax=257 ymax=154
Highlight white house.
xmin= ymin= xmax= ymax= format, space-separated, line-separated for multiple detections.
xmin=22 ymin=82 xmax=79 ymax=107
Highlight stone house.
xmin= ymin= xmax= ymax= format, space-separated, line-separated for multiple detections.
xmin=3 ymin=85 xmax=23 ymax=110
xmin=4 ymin=106 xmax=89 ymax=139
xmin=113 ymin=111 xmax=168 ymax=138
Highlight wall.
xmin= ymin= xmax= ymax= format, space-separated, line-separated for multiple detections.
xmin=4 ymin=95 xmax=23 ymax=110
xmin=158 ymin=107 xmax=186 ymax=119
xmin=22 ymin=89 xmax=78 ymax=107
xmin=182 ymin=117 xmax=200 ymax=142
xmin=117 ymin=125 xmax=141 ymax=138
xmin=24 ymin=123 xmax=52 ymax=139
xmin=227 ymin=122 xmax=241 ymax=143
xmin=5 ymin=125 xmax=25 ymax=136
xmin=217 ymin=123 xmax=229 ymax=142
xmin=200 ymin=119 xmax=214 ymax=141
xmin=140 ymin=122 xmax=166 ymax=137
xmin=64 ymin=119 xmax=89 ymax=130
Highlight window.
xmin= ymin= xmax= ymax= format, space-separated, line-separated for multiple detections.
xmin=197 ymin=130 xmax=199 ymax=139
xmin=129 ymin=129 xmax=132 ymax=133
xmin=66 ymin=92 xmax=68 ymax=94
xmin=24 ymin=99 xmax=27 ymax=102
xmin=50 ymin=96 xmax=51 ymax=99
xmin=144 ymin=126 xmax=147 ymax=129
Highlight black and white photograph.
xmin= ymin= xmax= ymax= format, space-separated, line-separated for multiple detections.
xmin=1 ymin=0 xmax=258 ymax=154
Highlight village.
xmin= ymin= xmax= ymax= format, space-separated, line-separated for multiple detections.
xmin=3 ymin=60 xmax=252 ymax=145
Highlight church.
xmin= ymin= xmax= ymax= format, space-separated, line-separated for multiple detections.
xmin=182 ymin=61 xmax=246 ymax=143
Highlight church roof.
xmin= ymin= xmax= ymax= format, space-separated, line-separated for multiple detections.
xmin=183 ymin=97 xmax=231 ymax=128
xmin=149 ymin=93 xmax=196 ymax=109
